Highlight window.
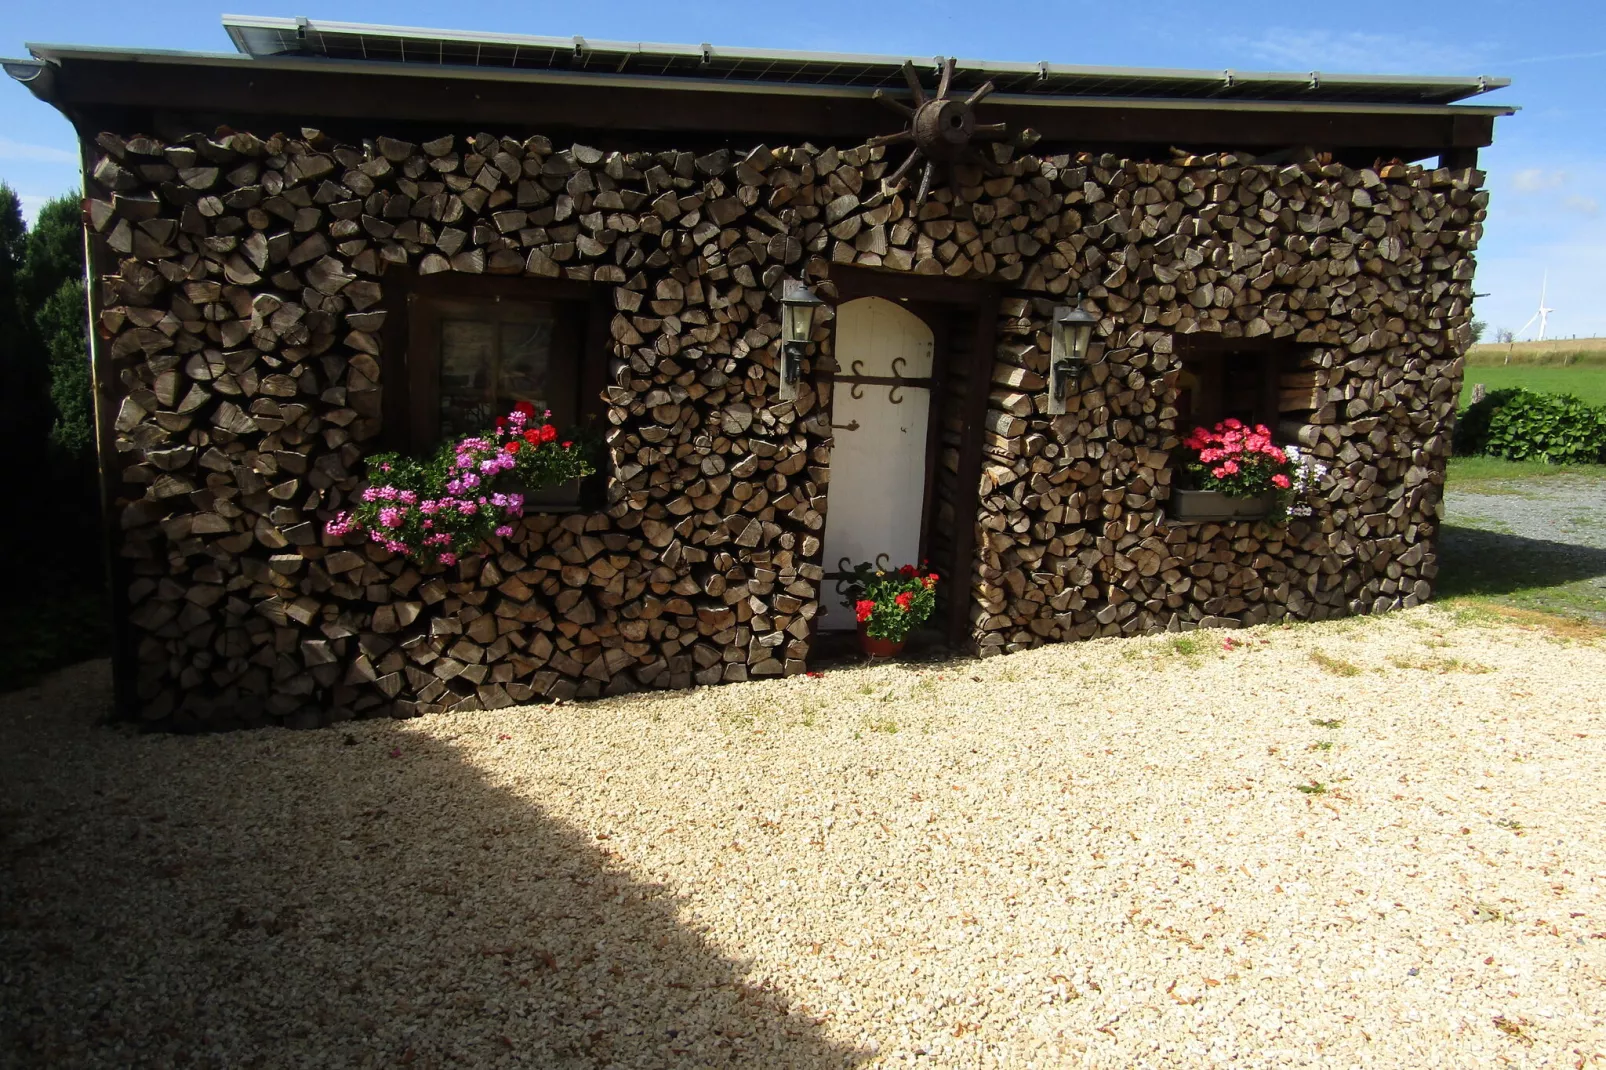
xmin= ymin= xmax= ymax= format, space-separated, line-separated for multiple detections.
xmin=423 ymin=299 xmax=581 ymax=437
xmin=394 ymin=274 xmax=605 ymax=509
xmin=1173 ymin=337 xmax=1283 ymax=434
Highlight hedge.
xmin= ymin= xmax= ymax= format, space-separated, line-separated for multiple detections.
xmin=1455 ymin=387 xmax=1606 ymax=465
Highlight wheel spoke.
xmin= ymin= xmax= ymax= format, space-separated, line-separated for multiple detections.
xmin=935 ymin=56 xmax=955 ymax=101
xmin=885 ymin=149 xmax=923 ymax=188
xmin=915 ymin=160 xmax=936 ymax=206
xmin=900 ymin=60 xmax=928 ymax=106
xmin=866 ymin=130 xmax=914 ymax=149
xmin=871 ymin=88 xmax=915 ymax=118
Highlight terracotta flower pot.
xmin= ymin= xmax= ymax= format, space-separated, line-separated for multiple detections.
xmin=857 ymin=622 xmax=906 ymax=659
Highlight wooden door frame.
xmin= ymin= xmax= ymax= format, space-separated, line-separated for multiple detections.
xmin=821 ymin=267 xmax=999 ymax=650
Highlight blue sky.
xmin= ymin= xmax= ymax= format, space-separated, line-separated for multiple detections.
xmin=3 ymin=1 xmax=1602 ymax=338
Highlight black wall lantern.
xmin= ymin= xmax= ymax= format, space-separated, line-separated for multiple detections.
xmin=777 ymin=279 xmax=824 ymax=403
xmin=1046 ymin=299 xmax=1100 ymax=415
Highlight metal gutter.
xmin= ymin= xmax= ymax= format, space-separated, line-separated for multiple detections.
xmin=15 ymin=43 xmax=1517 ymax=119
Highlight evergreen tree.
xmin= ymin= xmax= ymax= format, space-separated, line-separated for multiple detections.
xmin=19 ymin=193 xmax=83 ymax=309
xmin=21 ymin=192 xmax=93 ymax=458
xmin=0 ymin=184 xmax=51 ymax=483
xmin=40 ymin=276 xmax=93 ymax=454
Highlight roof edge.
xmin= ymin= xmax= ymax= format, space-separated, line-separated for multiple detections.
xmin=20 ymin=42 xmax=1518 ymax=119
xmin=214 ymin=13 xmax=1511 ymax=100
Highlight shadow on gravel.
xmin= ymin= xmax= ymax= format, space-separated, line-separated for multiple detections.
xmin=1437 ymin=524 xmax=1606 ymax=613
xmin=0 ymin=663 xmax=859 ymax=1069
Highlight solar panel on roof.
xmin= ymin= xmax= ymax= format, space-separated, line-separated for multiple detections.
xmin=218 ymin=14 xmax=1505 ymax=107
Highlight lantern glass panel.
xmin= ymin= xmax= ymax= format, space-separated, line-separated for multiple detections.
xmin=782 ymin=301 xmax=812 ymax=343
xmin=1068 ymin=321 xmax=1092 ymax=363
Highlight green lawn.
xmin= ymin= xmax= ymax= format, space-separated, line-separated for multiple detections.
xmin=1457 ymin=363 xmax=1606 ymax=408
xmin=1445 ymin=455 xmax=1606 ymax=493
xmin=1436 ymin=525 xmax=1606 ymax=624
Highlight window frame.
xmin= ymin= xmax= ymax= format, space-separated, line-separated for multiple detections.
xmin=379 ymin=270 xmax=610 ymax=511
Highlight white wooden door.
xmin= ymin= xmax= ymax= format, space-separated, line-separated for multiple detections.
xmin=820 ymin=297 xmax=935 ymax=630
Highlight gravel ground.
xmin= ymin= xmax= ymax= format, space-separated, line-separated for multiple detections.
xmin=1445 ymin=477 xmax=1606 ymax=550
xmin=4 ymin=607 xmax=1605 ymax=1069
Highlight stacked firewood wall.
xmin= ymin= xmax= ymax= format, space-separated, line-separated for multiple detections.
xmin=83 ymin=125 xmax=1483 ymax=726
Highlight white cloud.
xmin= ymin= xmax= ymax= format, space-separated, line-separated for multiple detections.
xmin=1226 ymin=28 xmax=1481 ymax=74
xmin=1511 ymin=168 xmax=1567 ymax=193
xmin=0 ymin=137 xmax=78 ymax=165
xmin=1562 ymin=195 xmax=1600 ymax=217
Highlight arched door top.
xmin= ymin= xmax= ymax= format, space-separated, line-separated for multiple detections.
xmin=832 ymin=297 xmax=935 ymax=380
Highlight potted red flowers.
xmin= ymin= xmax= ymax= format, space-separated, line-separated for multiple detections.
xmin=1173 ymin=419 xmax=1296 ymax=522
xmin=842 ymin=562 xmax=939 ymax=658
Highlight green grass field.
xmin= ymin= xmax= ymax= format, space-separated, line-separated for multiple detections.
xmin=1457 ymin=364 xmax=1606 ymax=408
xmin=1445 ymin=455 xmax=1606 ymax=493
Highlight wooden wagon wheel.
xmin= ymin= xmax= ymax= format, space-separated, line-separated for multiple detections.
xmin=868 ymin=57 xmax=1014 ymax=204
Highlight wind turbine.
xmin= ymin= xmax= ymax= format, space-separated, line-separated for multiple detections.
xmin=1517 ymin=272 xmax=1555 ymax=341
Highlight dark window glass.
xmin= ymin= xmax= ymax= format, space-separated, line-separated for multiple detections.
xmin=437 ymin=309 xmax=562 ymax=437
xmin=1176 ymin=348 xmax=1281 ymax=431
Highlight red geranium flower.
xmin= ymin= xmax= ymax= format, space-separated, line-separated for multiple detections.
xmin=539 ymin=424 xmax=558 ymax=443
xmin=898 ymin=564 xmax=917 ymax=577
xmin=894 ymin=591 xmax=914 ymax=611
xmin=855 ymin=599 xmax=875 ymax=623
xmin=523 ymin=428 xmax=541 ymax=444
xmin=504 ymin=440 xmax=521 ymax=454
xmin=513 ymin=400 xmax=536 ymax=417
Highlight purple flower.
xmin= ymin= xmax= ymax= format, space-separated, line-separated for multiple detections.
xmin=378 ymin=506 xmax=404 ymax=528
xmin=438 ymin=552 xmax=457 ymax=566
xmin=494 ymin=524 xmax=514 ymax=538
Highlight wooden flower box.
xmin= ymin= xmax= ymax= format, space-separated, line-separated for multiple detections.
xmin=1169 ymin=489 xmax=1274 ymax=522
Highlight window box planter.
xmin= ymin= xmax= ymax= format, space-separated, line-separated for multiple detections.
xmin=1170 ymin=489 xmax=1275 ymax=522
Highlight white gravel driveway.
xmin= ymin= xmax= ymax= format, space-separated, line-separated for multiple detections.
xmin=3 ymin=607 xmax=1604 ymax=1068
